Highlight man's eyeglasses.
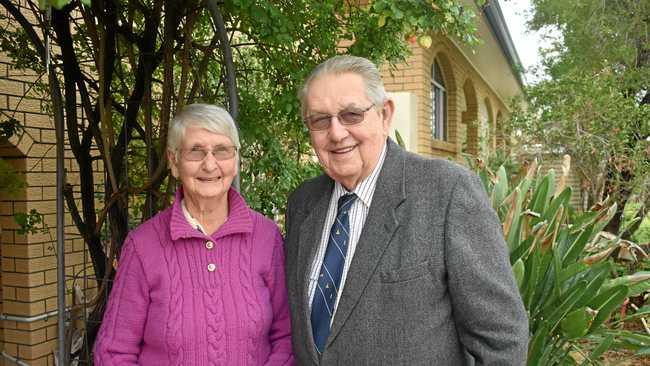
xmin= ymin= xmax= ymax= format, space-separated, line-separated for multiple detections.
xmin=180 ymin=146 xmax=238 ymax=161
xmin=304 ymin=104 xmax=375 ymax=131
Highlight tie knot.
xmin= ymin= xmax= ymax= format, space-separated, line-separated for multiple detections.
xmin=337 ymin=193 xmax=357 ymax=212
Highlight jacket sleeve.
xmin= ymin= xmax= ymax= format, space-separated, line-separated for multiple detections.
xmin=264 ymin=228 xmax=296 ymax=366
xmin=94 ymin=236 xmax=149 ymax=365
xmin=444 ymin=170 xmax=529 ymax=365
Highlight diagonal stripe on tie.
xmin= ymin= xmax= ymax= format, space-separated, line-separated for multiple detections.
xmin=329 ymin=235 xmax=346 ymax=257
xmin=311 ymin=193 xmax=357 ymax=353
xmin=322 ymin=265 xmax=339 ymax=292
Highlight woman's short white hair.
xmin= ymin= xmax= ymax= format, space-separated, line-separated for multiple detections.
xmin=298 ymin=55 xmax=387 ymax=116
xmin=167 ymin=103 xmax=240 ymax=155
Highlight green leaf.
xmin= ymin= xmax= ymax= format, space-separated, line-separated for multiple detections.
xmin=544 ymin=280 xmax=588 ymax=333
xmin=378 ymin=14 xmax=387 ymax=28
xmin=587 ymin=334 xmax=615 ymax=361
xmin=512 ymin=258 xmax=525 ymax=289
xmin=529 ymin=174 xmax=550 ymax=216
xmin=589 ymin=285 xmax=628 ymax=331
xmin=394 ymin=129 xmax=405 ymax=148
xmin=605 ymin=272 xmax=650 ymax=297
xmin=545 ymin=187 xmax=571 ymax=222
xmin=50 ymin=0 xmax=70 ymax=10
xmin=493 ymin=165 xmax=508 ymax=209
xmin=560 ymin=307 xmax=591 ymax=339
xmin=636 ymin=347 xmax=650 ymax=356
xmin=562 ymin=226 xmax=593 ymax=266
xmin=528 ymin=324 xmax=550 ymax=366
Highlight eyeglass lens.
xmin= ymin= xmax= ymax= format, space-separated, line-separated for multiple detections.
xmin=183 ymin=146 xmax=236 ymax=161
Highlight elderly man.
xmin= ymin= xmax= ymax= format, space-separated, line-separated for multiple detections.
xmin=284 ymin=55 xmax=528 ymax=365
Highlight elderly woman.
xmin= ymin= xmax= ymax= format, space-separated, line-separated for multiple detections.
xmin=94 ymin=104 xmax=294 ymax=365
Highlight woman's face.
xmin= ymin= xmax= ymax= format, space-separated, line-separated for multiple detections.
xmin=168 ymin=126 xmax=237 ymax=204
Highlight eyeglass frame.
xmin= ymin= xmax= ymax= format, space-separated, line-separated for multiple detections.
xmin=303 ymin=104 xmax=377 ymax=131
xmin=178 ymin=145 xmax=238 ymax=162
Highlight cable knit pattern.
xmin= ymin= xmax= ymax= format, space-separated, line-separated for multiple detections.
xmin=203 ymin=288 xmax=224 ymax=366
xmin=163 ymin=241 xmax=184 ymax=365
xmin=94 ymin=187 xmax=295 ymax=366
xmin=238 ymin=234 xmax=259 ymax=365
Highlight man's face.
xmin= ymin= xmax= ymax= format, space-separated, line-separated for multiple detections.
xmin=304 ymin=72 xmax=394 ymax=190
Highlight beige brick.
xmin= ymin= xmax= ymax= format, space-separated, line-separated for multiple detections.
xmin=26 ymin=356 xmax=48 ymax=366
xmin=25 ymin=144 xmax=56 ymax=161
xmin=3 ymin=328 xmax=46 ymax=345
xmin=2 ymin=257 xmax=15 ymax=271
xmin=45 ymin=294 xmax=71 ymax=312
xmin=25 ymin=200 xmax=56 ymax=215
xmin=24 ymin=157 xmax=42 ymax=172
xmin=2 ymin=300 xmax=45 ymax=316
xmin=39 ymin=129 xmax=56 ymax=144
xmin=72 ymin=238 xmax=85 ymax=252
xmin=16 ymin=283 xmax=57 ymax=302
xmin=1 ymin=228 xmax=15 ymax=242
xmin=45 ymin=325 xmax=57 ymax=341
xmin=41 ymin=186 xmax=56 ymax=200
xmin=15 ymin=318 xmax=56 ymax=333
xmin=23 ymin=113 xmax=53 ymax=129
xmin=14 ymin=256 xmax=56 ymax=273
xmin=8 ymin=96 xmax=42 ymax=113
xmin=2 ymin=271 xmax=44 ymax=286
xmin=0 ymin=201 xmax=16 ymax=215
xmin=3 ymin=341 xmax=17 ymax=356
xmin=2 ymin=286 xmax=16 ymax=300
xmin=24 ymin=230 xmax=52 ymax=245
xmin=17 ymin=338 xmax=56 ymax=360
xmin=13 ymin=232 xmax=31 ymax=244
xmin=0 ymin=216 xmax=20 ymax=230
xmin=2 ymin=320 xmax=18 ymax=330
xmin=66 ymin=251 xmax=85 ymax=266
xmin=0 ymin=78 xmax=24 ymax=96
xmin=6 ymin=70 xmax=40 ymax=84
xmin=43 ymin=269 xmax=55 ymax=284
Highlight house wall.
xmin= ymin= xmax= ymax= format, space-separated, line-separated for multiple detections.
xmin=384 ymin=37 xmax=512 ymax=161
xmin=0 ymin=2 xmax=98 ymax=365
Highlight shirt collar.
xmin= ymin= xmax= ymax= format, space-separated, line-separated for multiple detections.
xmin=181 ymin=199 xmax=207 ymax=234
xmin=332 ymin=141 xmax=387 ymax=208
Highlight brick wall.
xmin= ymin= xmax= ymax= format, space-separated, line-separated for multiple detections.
xmin=381 ymin=36 xmax=511 ymax=161
xmin=0 ymin=4 xmax=98 ymax=363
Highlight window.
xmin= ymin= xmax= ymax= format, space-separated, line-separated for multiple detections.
xmin=431 ymin=60 xmax=447 ymax=140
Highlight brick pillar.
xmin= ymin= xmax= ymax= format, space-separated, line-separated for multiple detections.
xmin=0 ymin=55 xmax=93 ymax=365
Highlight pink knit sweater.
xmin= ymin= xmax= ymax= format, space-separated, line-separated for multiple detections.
xmin=94 ymin=188 xmax=295 ymax=365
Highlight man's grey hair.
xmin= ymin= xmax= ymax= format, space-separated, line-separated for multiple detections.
xmin=299 ymin=55 xmax=388 ymax=116
xmin=167 ymin=103 xmax=240 ymax=156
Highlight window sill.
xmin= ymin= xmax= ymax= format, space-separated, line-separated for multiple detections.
xmin=431 ymin=139 xmax=457 ymax=153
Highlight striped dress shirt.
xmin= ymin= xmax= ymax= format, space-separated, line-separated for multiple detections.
xmin=307 ymin=143 xmax=388 ymax=320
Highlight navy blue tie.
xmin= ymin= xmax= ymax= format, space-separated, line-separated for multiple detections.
xmin=311 ymin=193 xmax=357 ymax=353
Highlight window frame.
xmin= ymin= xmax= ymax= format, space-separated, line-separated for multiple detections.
xmin=431 ymin=60 xmax=447 ymax=141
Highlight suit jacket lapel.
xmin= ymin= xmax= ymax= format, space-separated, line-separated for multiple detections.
xmin=327 ymin=139 xmax=407 ymax=346
xmin=295 ymin=177 xmax=333 ymax=364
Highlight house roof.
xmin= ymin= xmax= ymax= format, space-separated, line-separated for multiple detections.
xmin=482 ymin=0 xmax=526 ymax=88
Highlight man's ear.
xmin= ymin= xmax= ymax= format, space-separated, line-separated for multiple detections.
xmin=167 ymin=149 xmax=179 ymax=178
xmin=381 ymin=98 xmax=395 ymax=133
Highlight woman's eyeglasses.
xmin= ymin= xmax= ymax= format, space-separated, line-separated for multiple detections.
xmin=180 ymin=146 xmax=237 ymax=161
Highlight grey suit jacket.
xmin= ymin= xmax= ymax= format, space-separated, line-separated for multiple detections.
xmin=285 ymin=139 xmax=528 ymax=365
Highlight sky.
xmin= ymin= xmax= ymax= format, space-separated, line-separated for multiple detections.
xmin=498 ymin=0 xmax=549 ymax=84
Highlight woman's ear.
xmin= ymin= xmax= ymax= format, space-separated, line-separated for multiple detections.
xmin=167 ymin=149 xmax=179 ymax=178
